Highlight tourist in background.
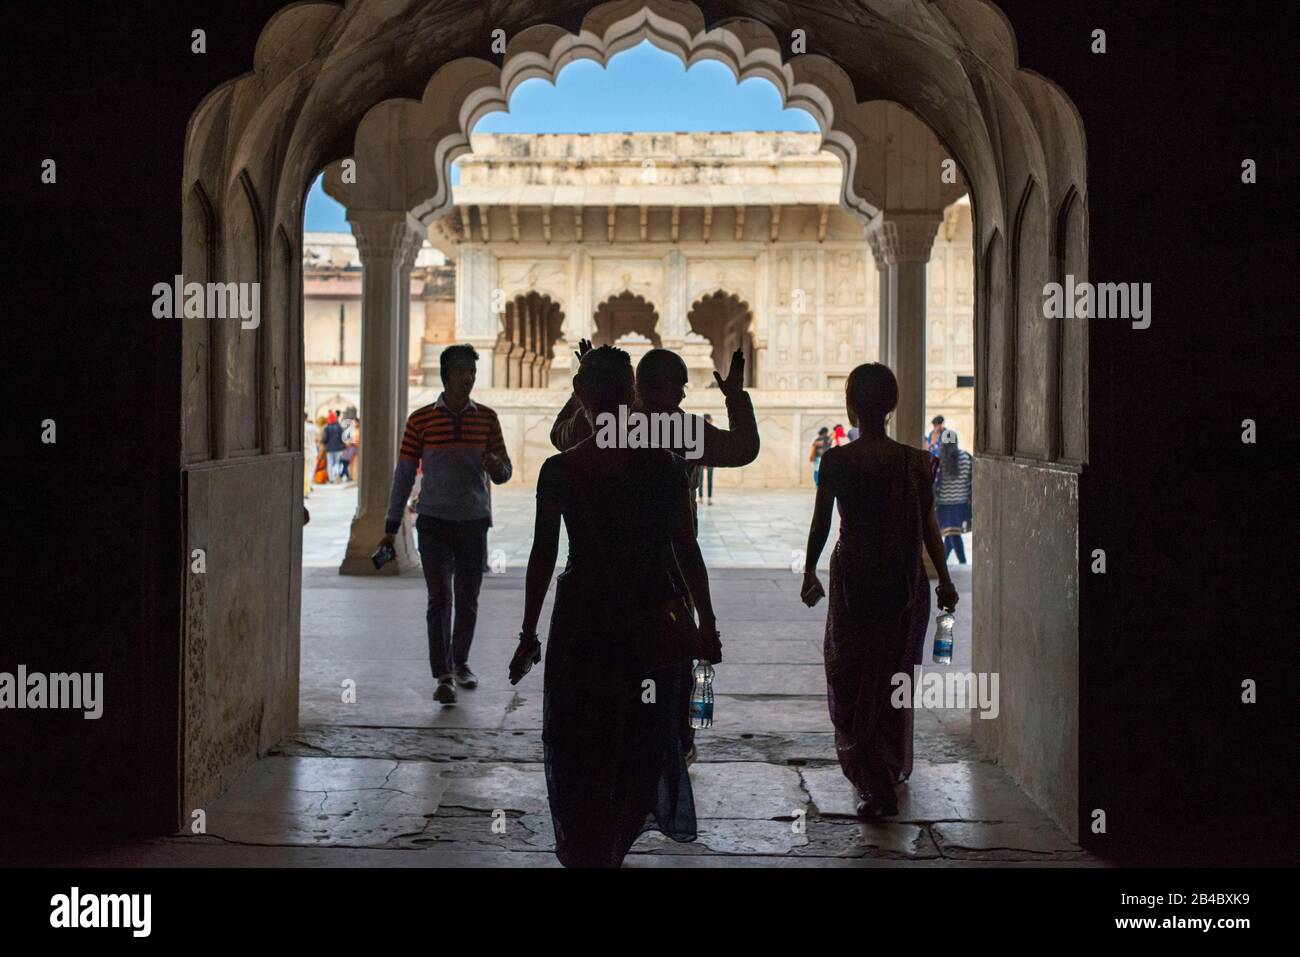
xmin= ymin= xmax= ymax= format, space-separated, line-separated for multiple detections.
xmin=933 ymin=429 xmax=973 ymax=564
xmin=800 ymin=363 xmax=958 ymax=818
xmin=693 ymin=414 xmax=716 ymax=506
xmin=338 ymin=415 xmax=358 ymax=483
xmin=833 ymin=423 xmax=847 ymax=447
xmin=378 ymin=345 xmax=512 ymax=705
xmin=925 ymin=415 xmax=946 ymax=457
xmin=321 ymin=411 xmax=345 ymax=483
xmin=312 ymin=416 xmax=330 ymax=485
xmin=810 ymin=427 xmax=833 ymax=485
xmin=347 ymin=416 xmax=361 ymax=481
xmin=303 ymin=412 xmax=318 ymax=498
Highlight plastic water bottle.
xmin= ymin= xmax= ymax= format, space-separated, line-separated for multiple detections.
xmin=689 ymin=663 xmax=714 ymax=729
xmin=932 ymin=609 xmax=955 ymax=664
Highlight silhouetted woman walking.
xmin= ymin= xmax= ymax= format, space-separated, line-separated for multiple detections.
xmin=510 ymin=345 xmax=722 ymax=867
xmin=801 ymin=363 xmax=958 ymax=817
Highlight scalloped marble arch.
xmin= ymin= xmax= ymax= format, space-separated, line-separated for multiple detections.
xmin=689 ymin=289 xmax=752 ymax=314
xmin=185 ymin=0 xmax=1086 ymax=266
xmin=687 ymin=288 xmax=757 ymax=370
xmin=183 ymin=0 xmax=1089 ymax=463
xmin=328 ymin=4 xmax=970 ymax=226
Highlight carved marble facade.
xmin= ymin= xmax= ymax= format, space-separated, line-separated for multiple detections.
xmin=303 ymin=133 xmax=975 ymax=484
xmin=397 ymin=132 xmax=973 ymax=484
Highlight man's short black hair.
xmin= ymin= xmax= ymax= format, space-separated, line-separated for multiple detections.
xmin=932 ymin=415 xmax=945 ymax=425
xmin=440 ymin=344 xmax=479 ymax=379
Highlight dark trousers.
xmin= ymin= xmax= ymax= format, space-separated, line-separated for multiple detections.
xmin=416 ymin=515 xmax=489 ymax=678
xmin=694 ymin=466 xmax=714 ymax=499
xmin=943 ymin=533 xmax=967 ymax=564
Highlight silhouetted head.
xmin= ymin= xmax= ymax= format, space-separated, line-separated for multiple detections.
xmin=635 ymin=349 xmax=688 ymax=411
xmin=574 ymin=345 xmax=635 ymax=420
xmin=845 ymin=363 xmax=898 ymax=436
xmin=440 ymin=344 xmax=479 ymax=408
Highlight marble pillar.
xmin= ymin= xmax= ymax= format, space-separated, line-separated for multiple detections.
xmin=866 ymin=212 xmax=942 ymax=448
xmin=394 ymin=232 xmax=424 ymax=573
xmin=340 ymin=210 xmax=423 ymax=576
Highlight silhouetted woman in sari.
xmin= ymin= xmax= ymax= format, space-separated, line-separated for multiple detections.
xmin=510 ymin=345 xmax=723 ymax=867
xmin=801 ymin=363 xmax=959 ymax=817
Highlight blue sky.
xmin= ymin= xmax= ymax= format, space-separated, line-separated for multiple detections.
xmin=304 ymin=40 xmax=819 ymax=231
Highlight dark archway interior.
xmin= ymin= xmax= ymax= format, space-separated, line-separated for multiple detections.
xmin=593 ymin=291 xmax=661 ymax=349
xmin=495 ymin=292 xmax=565 ymax=388
xmin=687 ymin=291 xmax=755 ymax=386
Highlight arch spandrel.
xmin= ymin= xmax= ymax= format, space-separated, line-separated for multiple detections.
xmin=496 ymin=258 xmax=571 ymax=312
xmin=252 ymin=2 xmax=344 ymax=91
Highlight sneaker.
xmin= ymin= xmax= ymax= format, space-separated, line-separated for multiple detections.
xmin=433 ymin=677 xmax=457 ymax=704
xmin=453 ymin=664 xmax=478 ymax=689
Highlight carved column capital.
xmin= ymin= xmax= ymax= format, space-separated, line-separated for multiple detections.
xmin=400 ymin=228 xmax=424 ymax=273
xmin=865 ymin=211 xmax=943 ymax=265
xmin=349 ymin=210 xmax=423 ymax=262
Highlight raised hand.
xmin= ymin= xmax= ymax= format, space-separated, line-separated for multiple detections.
xmin=573 ymin=338 xmax=594 ymax=362
xmin=713 ymin=348 xmax=745 ymax=398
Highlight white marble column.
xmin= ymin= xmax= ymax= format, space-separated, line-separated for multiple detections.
xmin=340 ymin=210 xmax=423 ymax=576
xmin=454 ymin=246 xmax=500 ymax=384
xmin=394 ymin=230 xmax=424 ymax=573
xmin=397 ymin=232 xmax=423 ymax=437
xmin=570 ymin=249 xmax=593 ymax=342
xmin=866 ymin=212 xmax=941 ymax=446
xmin=867 ymin=230 xmax=894 ymax=371
xmin=662 ymin=248 xmax=688 ymax=347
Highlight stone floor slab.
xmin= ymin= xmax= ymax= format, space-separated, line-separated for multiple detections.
xmin=688 ymin=762 xmax=808 ymax=820
xmin=932 ymin=822 xmax=1083 ymax=858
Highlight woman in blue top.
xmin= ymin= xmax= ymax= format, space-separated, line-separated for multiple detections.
xmin=932 ymin=429 xmax=973 ymax=564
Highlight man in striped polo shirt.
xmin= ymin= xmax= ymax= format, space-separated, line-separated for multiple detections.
xmin=379 ymin=344 xmax=512 ymax=705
